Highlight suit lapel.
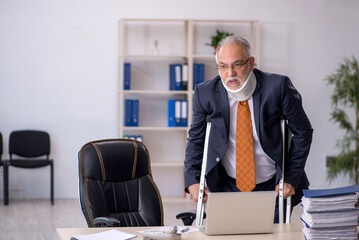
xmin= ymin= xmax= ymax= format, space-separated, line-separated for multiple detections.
xmin=253 ymin=69 xmax=262 ymax=143
xmin=215 ymin=78 xmax=230 ymax=136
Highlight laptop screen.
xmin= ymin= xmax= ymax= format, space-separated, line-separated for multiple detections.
xmin=202 ymin=191 xmax=276 ymax=235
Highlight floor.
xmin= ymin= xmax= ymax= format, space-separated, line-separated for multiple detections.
xmin=0 ymin=198 xmax=302 ymax=240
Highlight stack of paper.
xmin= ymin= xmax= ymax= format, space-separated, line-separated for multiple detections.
xmin=71 ymin=229 xmax=136 ymax=240
xmin=301 ymin=185 xmax=359 ymax=240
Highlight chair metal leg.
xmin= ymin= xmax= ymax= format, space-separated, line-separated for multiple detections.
xmin=3 ymin=162 xmax=9 ymax=205
xmin=50 ymin=161 xmax=54 ymax=205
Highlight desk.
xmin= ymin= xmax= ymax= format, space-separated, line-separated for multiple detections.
xmin=56 ymin=223 xmax=304 ymax=240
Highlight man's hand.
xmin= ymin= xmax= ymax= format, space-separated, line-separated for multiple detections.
xmin=275 ymin=182 xmax=295 ymax=199
xmin=187 ymin=183 xmax=211 ymax=203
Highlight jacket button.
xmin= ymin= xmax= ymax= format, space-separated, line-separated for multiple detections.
xmin=216 ymin=157 xmax=220 ymax=162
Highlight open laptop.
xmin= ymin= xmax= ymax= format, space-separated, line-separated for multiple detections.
xmin=200 ymin=191 xmax=276 ymax=235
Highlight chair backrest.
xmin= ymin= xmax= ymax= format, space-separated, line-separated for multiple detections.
xmin=78 ymin=139 xmax=163 ymax=227
xmin=9 ymin=130 xmax=50 ymax=158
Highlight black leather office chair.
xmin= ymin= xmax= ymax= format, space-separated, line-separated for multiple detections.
xmin=78 ymin=139 xmax=164 ymax=227
xmin=3 ymin=130 xmax=54 ymax=205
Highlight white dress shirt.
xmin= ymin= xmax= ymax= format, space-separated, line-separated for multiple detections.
xmin=221 ymin=95 xmax=276 ymax=184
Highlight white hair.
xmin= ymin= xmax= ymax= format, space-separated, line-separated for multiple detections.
xmin=215 ymin=36 xmax=252 ymax=62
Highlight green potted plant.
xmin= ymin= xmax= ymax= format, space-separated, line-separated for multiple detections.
xmin=206 ymin=30 xmax=234 ymax=52
xmin=325 ymin=56 xmax=359 ymax=184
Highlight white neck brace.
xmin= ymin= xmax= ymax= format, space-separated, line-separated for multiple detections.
xmin=222 ymin=71 xmax=257 ymax=101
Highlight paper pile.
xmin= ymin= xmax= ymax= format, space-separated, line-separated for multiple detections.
xmin=301 ymin=185 xmax=359 ymax=240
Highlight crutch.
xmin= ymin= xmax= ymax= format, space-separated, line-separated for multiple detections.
xmin=195 ymin=120 xmax=211 ymax=226
xmin=279 ymin=119 xmax=292 ymax=223
xmin=195 ymin=119 xmax=291 ymax=225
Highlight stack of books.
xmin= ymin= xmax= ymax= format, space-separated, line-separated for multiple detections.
xmin=124 ymin=99 xmax=139 ymax=127
xmin=301 ymin=185 xmax=359 ymax=240
xmin=168 ymin=99 xmax=187 ymax=127
xmin=193 ymin=63 xmax=205 ymax=89
xmin=169 ymin=63 xmax=205 ymax=91
xmin=169 ymin=63 xmax=188 ymax=91
xmin=124 ymin=62 xmax=131 ymax=90
xmin=122 ymin=135 xmax=143 ymax=142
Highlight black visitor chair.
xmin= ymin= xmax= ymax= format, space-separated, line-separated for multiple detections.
xmin=3 ymin=130 xmax=54 ymax=205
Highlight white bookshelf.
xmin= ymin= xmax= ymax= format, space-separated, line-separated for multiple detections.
xmin=118 ymin=19 xmax=259 ymax=197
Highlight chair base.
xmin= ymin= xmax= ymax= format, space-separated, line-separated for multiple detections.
xmin=3 ymin=160 xmax=54 ymax=206
xmin=176 ymin=210 xmax=206 ymax=226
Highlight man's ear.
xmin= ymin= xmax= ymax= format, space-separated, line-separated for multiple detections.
xmin=250 ymin=56 xmax=255 ymax=70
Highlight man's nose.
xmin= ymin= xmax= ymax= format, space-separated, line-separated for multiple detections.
xmin=227 ymin=66 xmax=236 ymax=76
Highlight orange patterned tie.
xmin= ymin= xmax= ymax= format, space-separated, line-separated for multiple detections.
xmin=236 ymin=100 xmax=255 ymax=192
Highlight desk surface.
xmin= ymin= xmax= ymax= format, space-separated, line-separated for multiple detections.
xmin=56 ymin=223 xmax=304 ymax=240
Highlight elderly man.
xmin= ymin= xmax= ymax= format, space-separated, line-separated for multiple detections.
xmin=184 ymin=36 xmax=313 ymax=223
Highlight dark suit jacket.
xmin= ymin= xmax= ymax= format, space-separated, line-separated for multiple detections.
xmin=184 ymin=68 xmax=313 ymax=205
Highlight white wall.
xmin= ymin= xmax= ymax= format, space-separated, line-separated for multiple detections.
xmin=0 ymin=0 xmax=358 ymax=199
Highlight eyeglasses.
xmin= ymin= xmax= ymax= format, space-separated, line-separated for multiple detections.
xmin=217 ymin=57 xmax=251 ymax=72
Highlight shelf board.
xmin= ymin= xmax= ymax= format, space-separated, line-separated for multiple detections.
xmin=192 ymin=54 xmax=215 ymax=59
xmin=120 ymin=90 xmax=188 ymax=95
xmin=122 ymin=18 xmax=187 ymax=22
xmin=192 ymin=54 xmax=259 ymax=60
xmin=123 ymin=126 xmax=188 ymax=131
xmin=151 ymin=162 xmax=184 ymax=167
xmin=120 ymin=54 xmax=187 ymax=59
xmin=190 ymin=19 xmax=259 ymax=23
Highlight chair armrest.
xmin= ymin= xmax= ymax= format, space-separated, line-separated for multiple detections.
xmin=176 ymin=210 xmax=206 ymax=226
xmin=93 ymin=217 xmax=121 ymax=227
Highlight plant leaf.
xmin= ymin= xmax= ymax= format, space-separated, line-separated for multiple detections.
xmin=325 ymin=56 xmax=359 ymax=183
xmin=327 ymin=151 xmax=356 ymax=183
